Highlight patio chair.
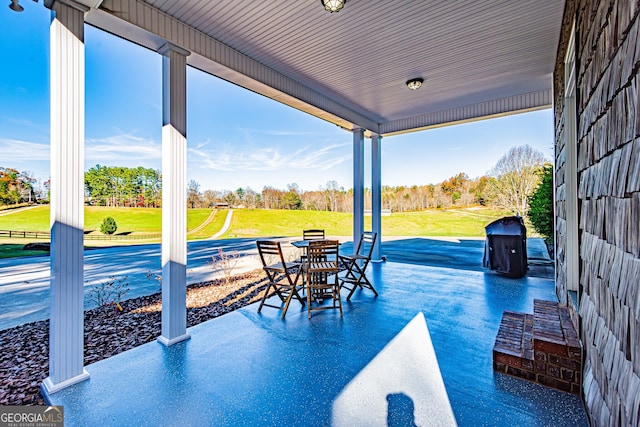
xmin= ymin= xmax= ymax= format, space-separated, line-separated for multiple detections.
xmin=305 ymin=239 xmax=342 ymax=319
xmin=297 ymin=229 xmax=326 ymax=263
xmin=256 ymin=240 xmax=305 ymax=319
xmin=339 ymin=231 xmax=378 ymax=300
xmin=303 ymin=229 xmax=325 ymax=240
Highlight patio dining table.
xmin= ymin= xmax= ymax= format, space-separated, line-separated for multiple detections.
xmin=291 ymin=238 xmax=336 ymax=270
xmin=290 ymin=239 xmax=330 ymax=249
xmin=291 ymin=238 xmax=334 ymax=259
xmin=293 ymin=239 xmax=343 ymax=318
xmin=290 ymin=239 xmax=339 ymax=287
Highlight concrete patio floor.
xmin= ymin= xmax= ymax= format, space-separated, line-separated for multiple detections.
xmin=45 ymin=261 xmax=588 ymax=426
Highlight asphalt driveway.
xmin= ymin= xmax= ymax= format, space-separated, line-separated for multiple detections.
xmin=0 ymin=236 xmax=552 ymax=331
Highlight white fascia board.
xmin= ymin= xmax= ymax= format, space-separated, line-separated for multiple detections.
xmin=45 ymin=0 xmax=102 ymax=10
xmin=75 ymin=0 xmax=103 ymax=8
xmin=380 ymin=90 xmax=552 ymax=137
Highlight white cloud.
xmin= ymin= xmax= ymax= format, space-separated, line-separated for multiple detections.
xmin=188 ymin=141 xmax=351 ymax=173
xmin=191 ymin=149 xmax=235 ymax=172
xmin=85 ymin=133 xmax=161 ymax=168
xmin=194 ymin=140 xmax=210 ymax=150
xmin=0 ymin=138 xmax=50 ymax=181
xmin=0 ymin=138 xmax=49 ymax=161
xmin=0 ymin=115 xmax=46 ymax=131
xmin=238 ymin=128 xmax=320 ymax=137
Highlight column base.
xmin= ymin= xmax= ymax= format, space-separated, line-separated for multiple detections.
xmin=158 ymin=333 xmax=191 ymax=346
xmin=40 ymin=369 xmax=90 ymax=401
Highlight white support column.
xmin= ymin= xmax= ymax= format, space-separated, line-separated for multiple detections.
xmin=158 ymin=42 xmax=191 ymax=346
xmin=371 ymin=134 xmax=382 ymax=261
xmin=42 ymin=0 xmax=90 ymax=396
xmin=353 ymin=128 xmax=365 ymax=249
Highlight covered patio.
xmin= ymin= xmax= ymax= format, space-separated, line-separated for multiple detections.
xmin=10 ymin=0 xmax=612 ymax=425
xmin=17 ymin=0 xmax=639 ymax=424
xmin=48 ymin=260 xmax=587 ymax=426
xmin=37 ymin=0 xmax=566 ymax=398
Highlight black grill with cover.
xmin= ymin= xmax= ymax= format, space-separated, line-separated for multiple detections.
xmin=483 ymin=216 xmax=528 ymax=278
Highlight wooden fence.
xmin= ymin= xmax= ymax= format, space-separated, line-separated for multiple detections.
xmin=0 ymin=230 xmax=162 ymax=240
xmin=0 ymin=230 xmax=50 ymax=239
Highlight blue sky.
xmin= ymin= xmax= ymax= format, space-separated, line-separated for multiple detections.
xmin=1 ymin=4 xmax=554 ymax=193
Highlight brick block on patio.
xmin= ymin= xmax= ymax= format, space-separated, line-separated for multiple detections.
xmin=492 ymin=300 xmax=582 ymax=395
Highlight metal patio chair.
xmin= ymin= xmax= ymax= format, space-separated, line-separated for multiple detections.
xmin=256 ymin=240 xmax=305 ymax=318
xmin=339 ymin=231 xmax=378 ymax=300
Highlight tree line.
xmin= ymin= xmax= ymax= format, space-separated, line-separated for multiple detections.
xmin=185 ymin=145 xmax=552 ymax=246
xmin=85 ymin=165 xmax=162 ymax=207
xmin=185 ymin=145 xmax=549 ymax=220
xmin=0 ymin=167 xmax=40 ymax=206
xmin=1 ymin=145 xmax=549 ymax=224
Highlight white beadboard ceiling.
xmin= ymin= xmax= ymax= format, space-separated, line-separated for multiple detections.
xmin=88 ymin=0 xmax=565 ymax=136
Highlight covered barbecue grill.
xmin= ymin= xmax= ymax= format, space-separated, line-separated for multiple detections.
xmin=483 ymin=216 xmax=528 ymax=278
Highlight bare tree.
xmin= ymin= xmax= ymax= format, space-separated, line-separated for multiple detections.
xmin=222 ymin=190 xmax=237 ymax=207
xmin=203 ymin=189 xmax=220 ymax=208
xmin=243 ymin=188 xmax=259 ymax=208
xmin=301 ymin=190 xmax=328 ymax=211
xmin=261 ymin=186 xmax=284 ymax=209
xmin=489 ymin=145 xmax=546 ymax=217
xmin=187 ymin=180 xmax=203 ymax=208
xmin=325 ymin=180 xmax=341 ymax=212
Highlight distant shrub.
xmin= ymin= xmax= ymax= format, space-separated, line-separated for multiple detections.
xmin=100 ymin=217 xmax=118 ymax=235
xmin=528 ymin=164 xmax=554 ymax=246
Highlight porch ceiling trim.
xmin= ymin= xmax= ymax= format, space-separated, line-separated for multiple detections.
xmin=379 ymin=89 xmax=552 ymax=136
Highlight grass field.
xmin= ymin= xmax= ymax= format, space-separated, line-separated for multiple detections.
xmin=220 ymin=207 xmax=513 ymax=238
xmin=0 ymin=206 xmax=219 ymax=235
xmin=0 ymin=244 xmax=50 ymax=259
xmin=187 ymin=209 xmax=228 ymax=240
xmin=223 ymin=209 xmax=356 ymax=238
xmin=0 ymin=205 xmax=517 ymax=258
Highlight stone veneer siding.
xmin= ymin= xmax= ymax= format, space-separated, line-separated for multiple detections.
xmin=554 ymin=0 xmax=640 ymax=425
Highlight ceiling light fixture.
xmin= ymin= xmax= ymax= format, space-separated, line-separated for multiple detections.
xmin=406 ymin=78 xmax=424 ymax=90
xmin=9 ymin=0 xmax=24 ymax=12
xmin=321 ymin=0 xmax=346 ymax=13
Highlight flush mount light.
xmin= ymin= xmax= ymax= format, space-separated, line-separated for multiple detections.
xmin=9 ymin=0 xmax=42 ymax=12
xmin=9 ymin=0 xmax=24 ymax=12
xmin=406 ymin=78 xmax=424 ymax=90
xmin=321 ymin=0 xmax=346 ymax=13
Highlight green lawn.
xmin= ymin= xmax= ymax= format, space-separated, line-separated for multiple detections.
xmin=186 ymin=209 xmax=215 ymax=232
xmin=188 ymin=209 xmax=229 ymax=240
xmin=383 ymin=208 xmax=514 ymax=236
xmin=221 ymin=209 xmax=357 ymax=238
xmin=0 ymin=206 xmax=215 ymax=235
xmin=85 ymin=207 xmax=162 ymax=233
xmin=0 ymin=205 xmax=516 ymax=245
xmin=0 ymin=206 xmax=50 ymax=232
xmin=218 ymin=207 xmax=514 ymax=238
xmin=0 ymin=244 xmax=49 ymax=259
